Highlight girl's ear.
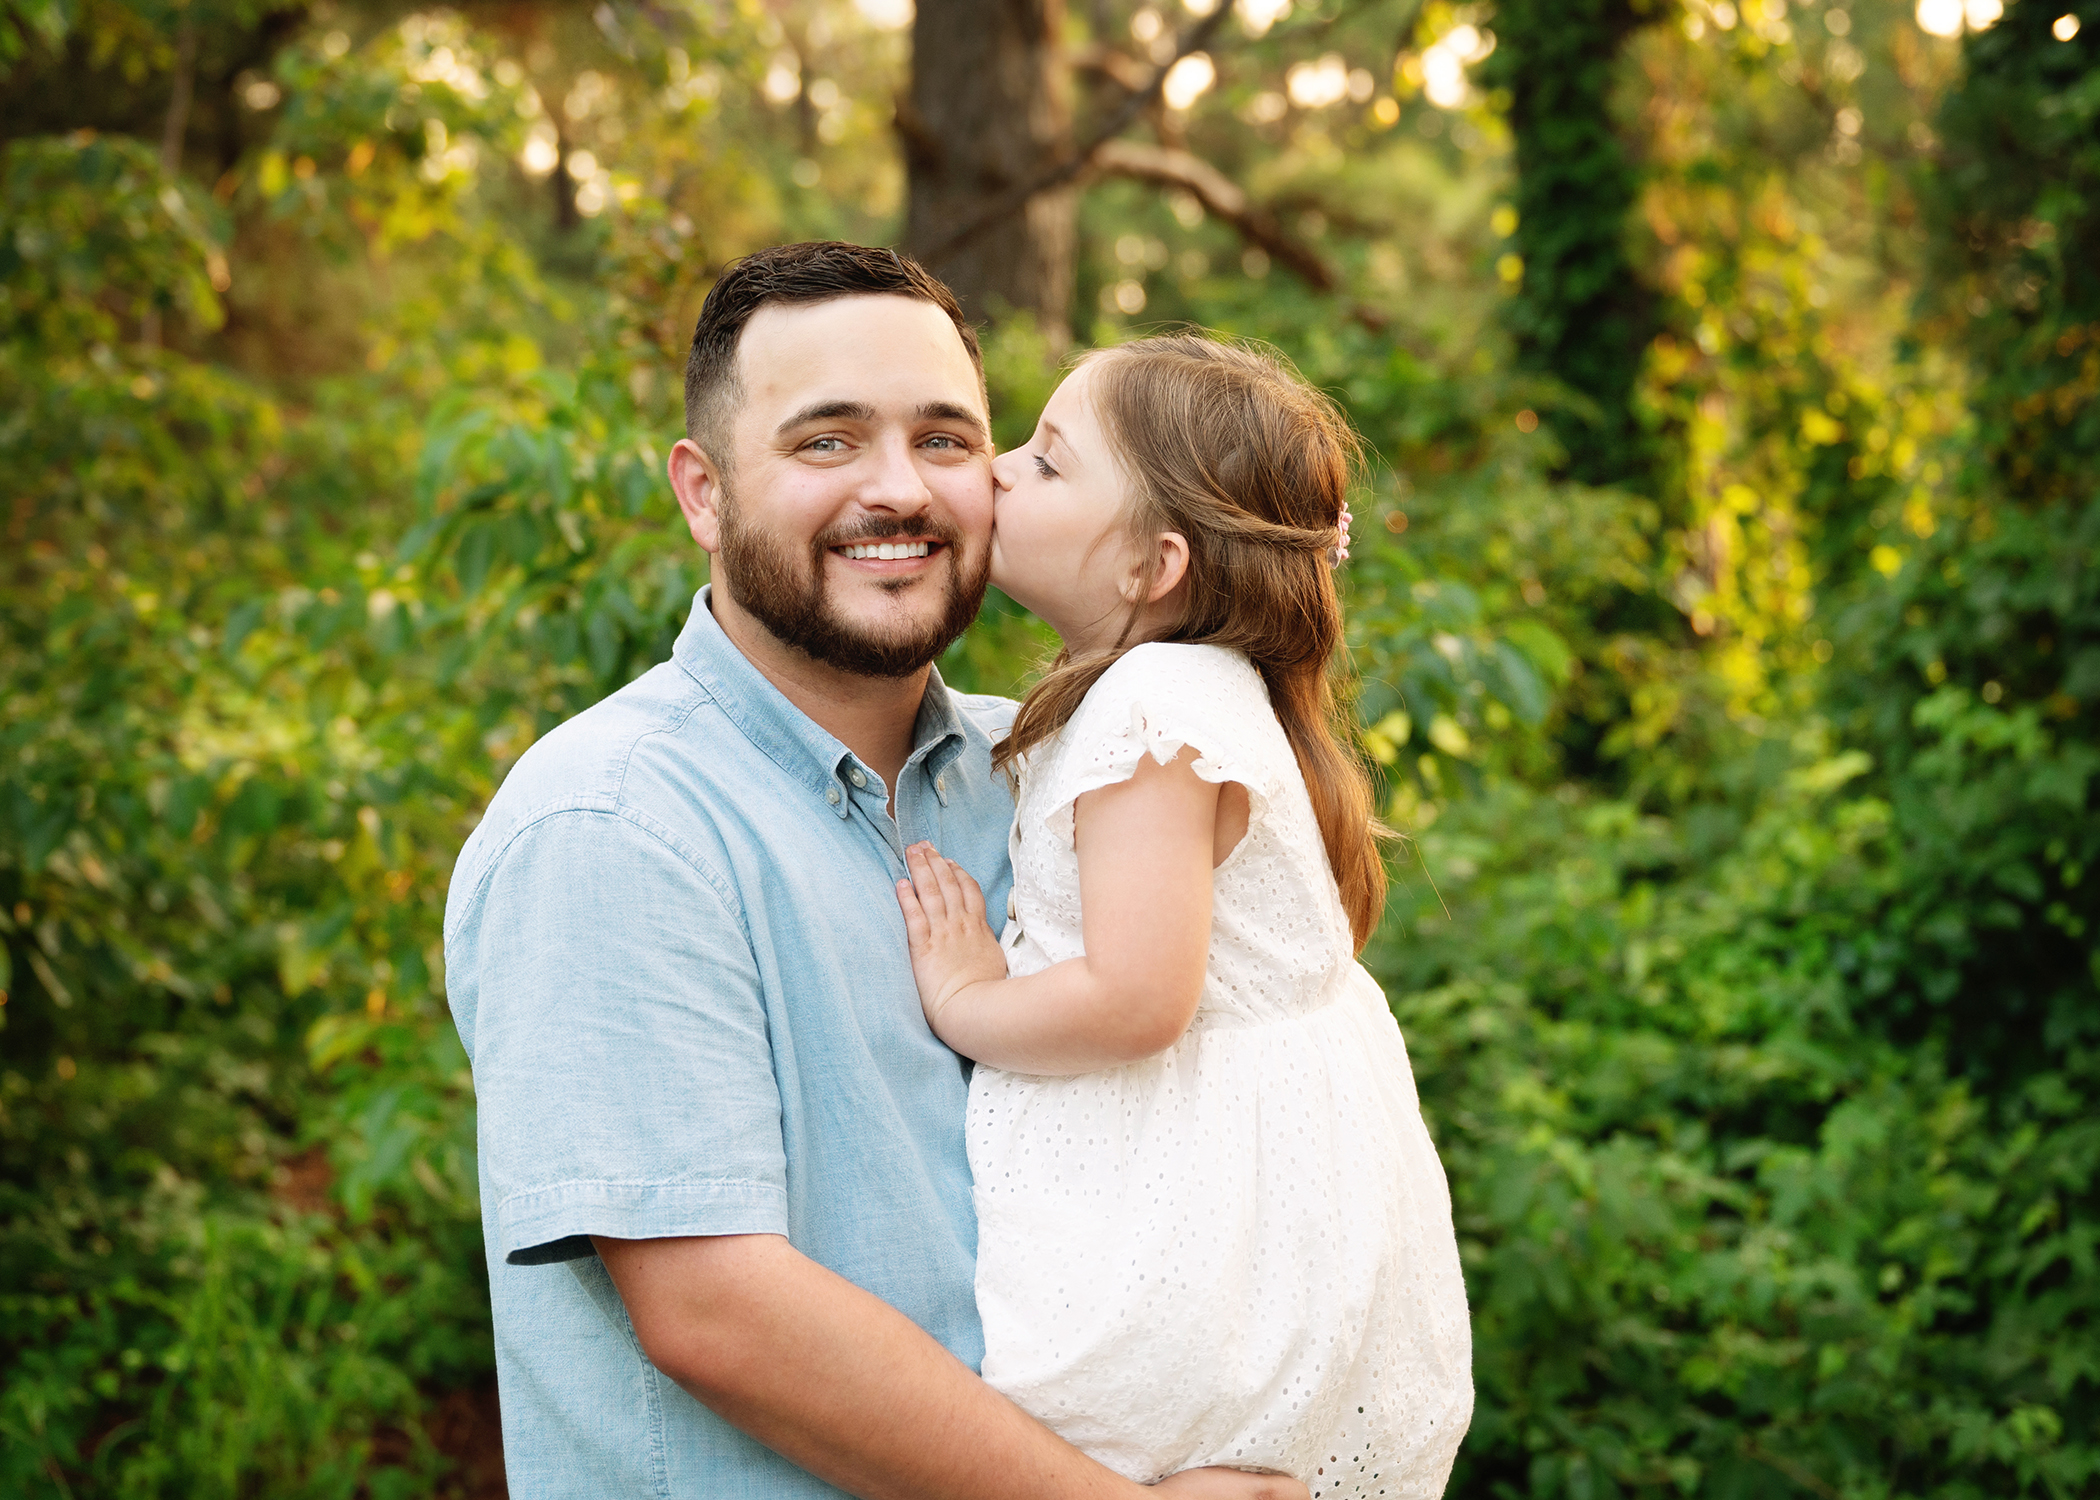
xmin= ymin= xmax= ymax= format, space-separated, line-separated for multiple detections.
xmin=1142 ymin=531 xmax=1190 ymax=605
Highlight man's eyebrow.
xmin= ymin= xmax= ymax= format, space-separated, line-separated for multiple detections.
xmin=775 ymin=399 xmax=879 ymax=435
xmin=918 ymin=401 xmax=990 ymax=440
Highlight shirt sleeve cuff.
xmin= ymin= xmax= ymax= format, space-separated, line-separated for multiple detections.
xmin=496 ymin=1178 xmax=790 ymax=1266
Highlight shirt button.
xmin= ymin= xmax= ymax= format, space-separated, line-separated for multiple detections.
xmin=825 ymin=786 xmax=841 ymax=805
xmin=848 ymin=768 xmax=867 ymax=788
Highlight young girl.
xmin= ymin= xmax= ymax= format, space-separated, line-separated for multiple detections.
xmin=895 ymin=333 xmax=1472 ymax=1497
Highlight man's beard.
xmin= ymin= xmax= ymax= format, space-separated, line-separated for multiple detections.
xmin=717 ymin=496 xmax=989 ymax=679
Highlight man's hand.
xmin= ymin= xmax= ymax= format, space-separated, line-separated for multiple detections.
xmin=896 ymin=840 xmax=1008 ymax=1039
xmin=1155 ymin=1468 xmax=1310 ymax=1499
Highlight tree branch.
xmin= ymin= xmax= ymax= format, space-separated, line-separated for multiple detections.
xmin=1067 ymin=41 xmax=1152 ymax=94
xmin=892 ymin=90 xmax=944 ymax=172
xmin=919 ymin=4 xmax=1233 ymax=265
xmin=144 ymin=14 xmax=198 ymax=347
xmin=159 ymin=15 xmax=197 ymax=175
xmin=1091 ymin=141 xmax=1391 ymax=330
xmin=1090 ymin=138 xmax=1338 ymax=293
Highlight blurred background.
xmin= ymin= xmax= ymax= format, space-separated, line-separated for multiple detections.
xmin=2 ymin=0 xmax=2095 ymax=1494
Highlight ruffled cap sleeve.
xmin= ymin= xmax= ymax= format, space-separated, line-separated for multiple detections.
xmin=1032 ymin=642 xmax=1286 ymax=849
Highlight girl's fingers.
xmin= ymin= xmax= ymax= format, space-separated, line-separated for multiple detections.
xmin=949 ymin=860 xmax=987 ymax=923
xmin=927 ymin=851 xmax=968 ymax=915
xmin=906 ymin=842 xmax=948 ymax=920
xmin=895 ymin=878 xmax=929 ymax=949
xmin=908 ymin=844 xmax=990 ymax=936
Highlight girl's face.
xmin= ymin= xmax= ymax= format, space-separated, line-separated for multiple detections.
xmin=989 ymin=365 xmax=1155 ymax=653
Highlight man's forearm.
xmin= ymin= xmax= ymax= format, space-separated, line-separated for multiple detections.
xmin=595 ymin=1232 xmax=1144 ymax=1500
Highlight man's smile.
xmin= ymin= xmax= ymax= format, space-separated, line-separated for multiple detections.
xmin=825 ymin=533 xmax=953 ymax=577
xmin=836 ymin=540 xmax=937 ymax=561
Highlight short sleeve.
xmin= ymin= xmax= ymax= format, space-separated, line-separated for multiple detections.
xmin=1033 ymin=643 xmax=1286 ymax=849
xmin=458 ymin=808 xmax=786 ymax=1265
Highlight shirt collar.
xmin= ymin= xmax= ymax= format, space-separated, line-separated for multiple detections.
xmin=672 ymin=586 xmax=972 ymax=806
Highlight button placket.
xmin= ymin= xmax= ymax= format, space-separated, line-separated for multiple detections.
xmin=920 ymin=737 xmax=963 ymax=809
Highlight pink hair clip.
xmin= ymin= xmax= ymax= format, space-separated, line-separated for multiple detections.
xmin=1329 ymin=503 xmax=1353 ymax=569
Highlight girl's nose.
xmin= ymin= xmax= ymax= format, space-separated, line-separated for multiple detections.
xmin=989 ymin=449 xmax=1019 ymax=494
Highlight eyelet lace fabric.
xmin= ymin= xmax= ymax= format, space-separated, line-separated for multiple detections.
xmin=973 ymin=643 xmax=1473 ymax=1495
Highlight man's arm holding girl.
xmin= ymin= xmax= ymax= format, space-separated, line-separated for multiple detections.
xmin=598 ymin=1232 xmax=1303 ymax=1500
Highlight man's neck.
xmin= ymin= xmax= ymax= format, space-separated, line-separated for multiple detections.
xmin=710 ymin=592 xmax=926 ymax=803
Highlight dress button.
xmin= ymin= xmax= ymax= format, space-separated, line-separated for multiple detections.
xmin=825 ymin=786 xmax=841 ymax=805
xmin=849 ymin=768 xmax=867 ymax=788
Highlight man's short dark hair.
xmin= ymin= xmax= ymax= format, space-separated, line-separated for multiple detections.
xmin=683 ymin=242 xmax=984 ymax=470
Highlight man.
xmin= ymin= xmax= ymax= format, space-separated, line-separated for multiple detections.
xmin=444 ymin=242 xmax=1304 ymax=1500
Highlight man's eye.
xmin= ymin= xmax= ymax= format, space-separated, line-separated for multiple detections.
xmin=922 ymin=434 xmax=964 ymax=450
xmin=1033 ymin=454 xmax=1058 ymax=479
xmin=805 ymin=436 xmax=847 ymax=453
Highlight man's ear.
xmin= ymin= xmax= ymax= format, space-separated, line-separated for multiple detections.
xmin=1142 ymin=531 xmax=1191 ymax=605
xmin=668 ymin=437 xmax=727 ymax=555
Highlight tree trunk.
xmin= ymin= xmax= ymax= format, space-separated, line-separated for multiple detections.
xmin=903 ymin=0 xmax=1073 ymax=344
xmin=1483 ymin=0 xmax=1659 ymax=496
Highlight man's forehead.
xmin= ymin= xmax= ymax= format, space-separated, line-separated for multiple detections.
xmin=734 ymin=294 xmax=984 ymax=416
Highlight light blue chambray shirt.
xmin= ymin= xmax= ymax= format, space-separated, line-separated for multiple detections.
xmin=444 ymin=586 xmax=1016 ymax=1498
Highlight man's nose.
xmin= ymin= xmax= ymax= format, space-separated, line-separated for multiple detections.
xmin=859 ymin=433 xmax=934 ymax=514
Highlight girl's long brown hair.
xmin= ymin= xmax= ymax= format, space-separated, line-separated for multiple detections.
xmin=993 ymin=333 xmax=1389 ymax=950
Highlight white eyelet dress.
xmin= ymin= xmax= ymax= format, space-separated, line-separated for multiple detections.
xmin=971 ymin=642 xmax=1472 ymax=1497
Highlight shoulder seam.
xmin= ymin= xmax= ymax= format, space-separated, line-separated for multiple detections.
xmin=610 ymin=679 xmax=715 ymax=807
xmin=448 ymin=801 xmax=747 ymax=947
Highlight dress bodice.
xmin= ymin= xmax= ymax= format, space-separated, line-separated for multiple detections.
xmin=1001 ymin=642 xmax=1355 ymax=1029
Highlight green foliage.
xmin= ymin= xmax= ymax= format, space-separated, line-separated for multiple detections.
xmin=1383 ymin=754 xmax=2098 ymax=1499
xmin=1 ymin=12 xmax=516 ymax=1492
xmin=1806 ymin=0 xmax=2099 ymax=1139
xmin=1929 ymin=4 xmax=2099 ymax=507
xmin=0 ymin=134 xmax=228 ymax=343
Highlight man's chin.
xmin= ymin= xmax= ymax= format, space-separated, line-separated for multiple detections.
xmin=828 ymin=573 xmax=953 ymax=627
xmin=736 ymin=582 xmax=968 ymax=679
xmin=810 ymin=608 xmax=966 ymax=678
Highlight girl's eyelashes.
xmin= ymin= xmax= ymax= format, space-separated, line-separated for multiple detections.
xmin=1033 ymin=453 xmax=1058 ymax=479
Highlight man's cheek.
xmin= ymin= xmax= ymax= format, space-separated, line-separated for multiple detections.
xmin=945 ymin=474 xmax=998 ymax=535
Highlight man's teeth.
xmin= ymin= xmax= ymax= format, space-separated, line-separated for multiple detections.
xmin=840 ymin=541 xmax=933 ymax=560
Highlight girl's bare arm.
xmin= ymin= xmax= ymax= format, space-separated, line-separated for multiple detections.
xmin=896 ymin=747 xmax=1224 ymax=1075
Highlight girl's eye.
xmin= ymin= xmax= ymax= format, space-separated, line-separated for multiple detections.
xmin=1033 ymin=454 xmax=1058 ymax=479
